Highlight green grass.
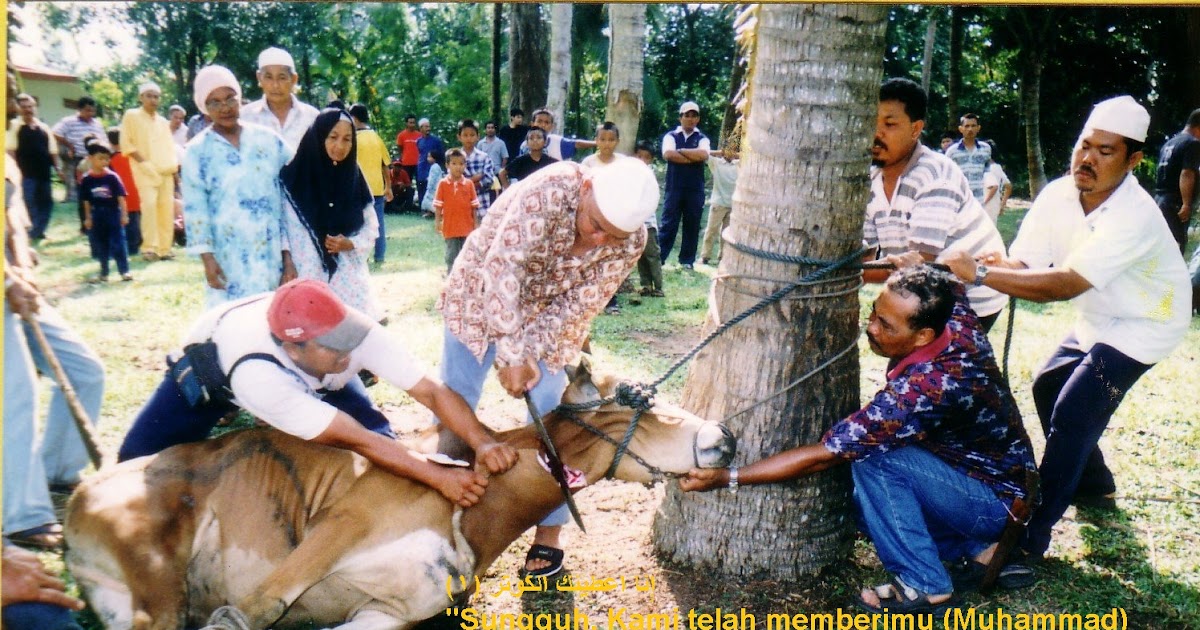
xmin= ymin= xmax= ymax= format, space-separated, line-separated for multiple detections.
xmin=22 ymin=199 xmax=1200 ymax=627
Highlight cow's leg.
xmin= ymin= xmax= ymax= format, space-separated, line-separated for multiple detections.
xmin=333 ymin=608 xmax=408 ymax=630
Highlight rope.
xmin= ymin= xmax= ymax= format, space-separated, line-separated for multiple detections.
xmin=1003 ymin=296 xmax=1017 ymax=381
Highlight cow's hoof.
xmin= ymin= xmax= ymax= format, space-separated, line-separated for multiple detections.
xmin=201 ymin=605 xmax=252 ymax=630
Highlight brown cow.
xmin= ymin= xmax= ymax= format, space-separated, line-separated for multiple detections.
xmin=65 ymin=362 xmax=735 ymax=629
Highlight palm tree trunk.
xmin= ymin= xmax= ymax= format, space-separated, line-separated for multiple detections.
xmin=605 ymin=3 xmax=646 ymax=154
xmin=545 ymin=4 xmax=573 ymax=125
xmin=509 ymin=3 xmax=547 ymax=113
xmin=947 ymin=6 xmax=963 ymax=131
xmin=652 ymin=3 xmax=887 ymax=580
xmin=492 ymin=3 xmax=503 ymax=122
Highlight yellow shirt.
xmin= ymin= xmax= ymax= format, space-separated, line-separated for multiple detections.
xmin=354 ymin=127 xmax=390 ymax=196
xmin=119 ymin=108 xmax=178 ymax=180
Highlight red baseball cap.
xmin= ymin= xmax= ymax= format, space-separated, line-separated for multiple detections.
xmin=267 ymin=279 xmax=373 ymax=351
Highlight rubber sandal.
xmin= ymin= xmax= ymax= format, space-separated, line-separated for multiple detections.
xmin=8 ymin=523 xmax=64 ymax=550
xmin=48 ymin=482 xmax=80 ymax=495
xmin=520 ymin=544 xmax=565 ymax=578
xmin=853 ymin=576 xmax=956 ymax=616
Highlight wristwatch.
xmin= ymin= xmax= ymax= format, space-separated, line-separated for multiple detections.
xmin=973 ymin=262 xmax=990 ymax=287
xmin=727 ymin=467 xmax=739 ymax=494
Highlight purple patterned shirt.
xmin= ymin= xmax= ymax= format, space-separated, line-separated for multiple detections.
xmin=822 ymin=285 xmax=1037 ymax=501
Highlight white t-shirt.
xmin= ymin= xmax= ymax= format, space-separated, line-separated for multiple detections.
xmin=982 ymin=163 xmax=1009 ymax=223
xmin=241 ymin=96 xmax=320 ymax=152
xmin=707 ymin=155 xmax=738 ymax=208
xmin=1008 ymin=174 xmax=1190 ymax=364
xmin=185 ymin=295 xmax=426 ymax=440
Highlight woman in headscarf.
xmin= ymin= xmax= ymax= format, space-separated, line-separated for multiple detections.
xmin=281 ymin=107 xmax=382 ymax=320
xmin=182 ymin=64 xmax=292 ymax=305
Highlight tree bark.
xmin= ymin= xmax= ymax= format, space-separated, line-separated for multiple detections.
xmin=719 ymin=52 xmax=746 ymax=150
xmin=652 ymin=3 xmax=886 ymax=580
xmin=1020 ymin=50 xmax=1047 ymax=196
xmin=605 ymin=3 xmax=646 ymax=155
xmin=492 ymin=3 xmax=503 ymax=123
xmin=921 ymin=12 xmax=937 ymax=95
xmin=508 ymin=3 xmax=547 ymax=113
xmin=545 ymin=4 xmax=572 ymax=126
xmin=947 ymin=6 xmax=963 ymax=132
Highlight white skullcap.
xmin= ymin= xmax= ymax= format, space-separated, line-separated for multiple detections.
xmin=418 ymin=118 xmax=430 ymax=127
xmin=193 ymin=65 xmax=242 ymax=115
xmin=589 ymin=158 xmax=660 ymax=233
xmin=138 ymin=81 xmax=161 ymax=96
xmin=257 ymin=47 xmax=296 ymax=72
xmin=1083 ymin=95 xmax=1149 ymax=143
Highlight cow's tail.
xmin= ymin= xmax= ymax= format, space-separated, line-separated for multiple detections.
xmin=450 ymin=508 xmax=477 ymax=582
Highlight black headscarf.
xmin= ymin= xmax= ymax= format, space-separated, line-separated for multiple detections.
xmin=280 ymin=107 xmax=373 ymax=277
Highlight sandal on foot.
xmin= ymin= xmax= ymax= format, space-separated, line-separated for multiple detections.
xmin=520 ymin=544 xmax=565 ymax=578
xmin=949 ymin=557 xmax=1036 ymax=592
xmin=853 ymin=576 xmax=956 ymax=615
xmin=8 ymin=523 xmax=64 ymax=550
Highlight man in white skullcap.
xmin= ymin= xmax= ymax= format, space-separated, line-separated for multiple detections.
xmin=241 ymin=47 xmax=320 ymax=150
xmin=944 ymin=95 xmax=1191 ymax=563
xmin=436 ymin=158 xmax=658 ymax=578
xmin=120 ymin=81 xmax=179 ymax=261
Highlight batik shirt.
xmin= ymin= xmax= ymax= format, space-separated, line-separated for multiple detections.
xmin=822 ymin=285 xmax=1037 ymax=501
xmin=182 ymin=123 xmax=292 ymax=306
xmin=438 ymin=161 xmax=646 ymax=371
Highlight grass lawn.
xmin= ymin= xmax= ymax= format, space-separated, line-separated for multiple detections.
xmin=20 ymin=198 xmax=1200 ymax=628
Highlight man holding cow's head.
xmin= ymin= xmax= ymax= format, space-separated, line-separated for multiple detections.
xmin=682 ymin=262 xmax=1038 ymax=615
xmin=118 ymin=279 xmax=518 ymax=508
xmin=436 ymin=157 xmax=659 ymax=578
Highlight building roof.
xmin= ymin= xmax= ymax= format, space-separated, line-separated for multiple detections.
xmin=14 ymin=64 xmax=78 ymax=84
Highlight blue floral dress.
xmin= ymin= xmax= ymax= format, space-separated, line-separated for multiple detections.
xmin=182 ymin=122 xmax=292 ymax=306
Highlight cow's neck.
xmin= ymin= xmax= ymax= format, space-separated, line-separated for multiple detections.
xmin=459 ymin=418 xmax=623 ymax=573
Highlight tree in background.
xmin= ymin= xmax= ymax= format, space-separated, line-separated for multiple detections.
xmin=653 ymin=3 xmax=887 ymax=579
xmin=545 ymin=4 xmax=573 ymax=127
xmin=605 ymin=3 xmax=647 ymax=155
xmin=508 ymin=3 xmax=547 ymax=114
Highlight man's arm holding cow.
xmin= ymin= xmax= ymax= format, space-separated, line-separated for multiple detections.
xmin=680 ymin=444 xmax=842 ymax=492
xmin=312 ymin=412 xmax=490 ymax=508
xmin=942 ymin=250 xmax=1092 ymax=302
xmin=405 ymin=376 xmax=518 ymax=474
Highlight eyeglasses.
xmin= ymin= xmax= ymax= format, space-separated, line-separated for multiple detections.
xmin=205 ymin=96 xmax=240 ymax=112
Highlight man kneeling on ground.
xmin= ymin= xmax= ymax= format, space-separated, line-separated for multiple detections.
xmin=118 ymin=278 xmax=516 ymax=507
xmin=681 ymin=261 xmax=1038 ymax=615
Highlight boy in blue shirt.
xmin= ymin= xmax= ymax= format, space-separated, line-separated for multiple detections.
xmin=80 ymin=141 xmax=131 ymax=282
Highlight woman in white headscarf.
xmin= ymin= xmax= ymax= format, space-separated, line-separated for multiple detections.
xmin=181 ymin=64 xmax=294 ymax=306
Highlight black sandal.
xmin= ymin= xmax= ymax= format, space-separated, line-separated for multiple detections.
xmin=520 ymin=544 xmax=565 ymax=578
xmin=853 ymin=576 xmax=957 ymax=616
xmin=8 ymin=523 xmax=64 ymax=550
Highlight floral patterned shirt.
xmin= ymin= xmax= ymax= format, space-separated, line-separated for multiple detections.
xmin=182 ymin=123 xmax=292 ymax=306
xmin=822 ymin=285 xmax=1037 ymax=501
xmin=438 ymin=161 xmax=646 ymax=371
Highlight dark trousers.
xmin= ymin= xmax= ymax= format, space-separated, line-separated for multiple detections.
xmin=22 ymin=177 xmax=53 ymax=240
xmin=90 ymin=209 xmax=129 ymax=276
xmin=1022 ymin=336 xmax=1152 ymax=556
xmin=3 ymin=602 xmax=84 ymax=630
xmin=637 ymin=226 xmax=664 ymax=291
xmin=658 ymin=187 xmax=705 ymax=265
xmin=125 ymin=211 xmax=143 ymax=254
xmin=118 ymin=372 xmax=395 ymax=462
xmin=1155 ymin=197 xmax=1190 ymax=254
xmin=403 ymin=165 xmax=418 ymax=210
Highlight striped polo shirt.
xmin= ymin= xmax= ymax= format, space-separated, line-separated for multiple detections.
xmin=864 ymin=143 xmax=1007 ymax=317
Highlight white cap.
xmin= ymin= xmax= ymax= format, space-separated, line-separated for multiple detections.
xmin=679 ymin=101 xmax=701 ymax=115
xmin=257 ymin=47 xmax=296 ymax=72
xmin=589 ymin=158 xmax=660 ymax=233
xmin=193 ymin=65 xmax=242 ymax=115
xmin=418 ymin=118 xmax=430 ymax=127
xmin=1083 ymin=95 xmax=1149 ymax=143
xmin=138 ymin=81 xmax=161 ymax=96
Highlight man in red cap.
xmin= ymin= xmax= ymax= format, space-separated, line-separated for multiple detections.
xmin=118 ymin=279 xmax=515 ymax=507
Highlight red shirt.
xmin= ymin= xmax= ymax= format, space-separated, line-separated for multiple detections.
xmin=396 ymin=129 xmax=423 ymax=167
xmin=434 ymin=176 xmax=479 ymax=239
xmin=109 ymin=152 xmax=141 ymax=212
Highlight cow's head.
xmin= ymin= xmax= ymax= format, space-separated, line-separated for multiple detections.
xmin=554 ymin=358 xmax=736 ymax=484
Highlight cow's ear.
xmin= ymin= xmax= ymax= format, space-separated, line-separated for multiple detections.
xmin=562 ymin=356 xmax=602 ymax=405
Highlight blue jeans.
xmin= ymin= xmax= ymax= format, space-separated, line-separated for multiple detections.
xmin=2 ymin=602 xmax=84 ymax=630
xmin=853 ymin=447 xmax=1010 ymax=595
xmin=3 ymin=304 xmax=105 ymax=534
xmin=372 ymin=196 xmax=387 ymax=263
xmin=658 ymin=187 xmax=705 ymax=265
xmin=438 ymin=326 xmax=570 ymax=526
xmin=90 ymin=208 xmax=129 ymax=276
xmin=22 ymin=177 xmax=53 ymax=240
xmin=118 ymin=371 xmax=394 ymax=462
xmin=1023 ymin=338 xmax=1152 ymax=556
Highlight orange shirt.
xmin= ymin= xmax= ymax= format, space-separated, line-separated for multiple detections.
xmin=109 ymin=152 xmax=141 ymax=212
xmin=396 ymin=129 xmax=423 ymax=166
xmin=434 ymin=176 xmax=480 ymax=239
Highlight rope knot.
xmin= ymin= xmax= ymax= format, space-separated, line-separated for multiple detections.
xmin=614 ymin=381 xmax=655 ymax=411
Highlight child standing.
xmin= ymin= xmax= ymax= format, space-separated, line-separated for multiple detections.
xmin=499 ymin=128 xmax=558 ymax=190
xmin=106 ymin=127 xmax=143 ymax=255
xmin=700 ymin=144 xmax=739 ymax=265
xmin=457 ymin=119 xmax=497 ymax=222
xmin=421 ymin=149 xmax=446 ymax=218
xmin=433 ymin=149 xmax=480 ymax=272
xmin=583 ymin=122 xmax=627 ymax=314
xmin=80 ymin=142 xmax=131 ymax=282
xmin=634 ymin=141 xmax=664 ymax=297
